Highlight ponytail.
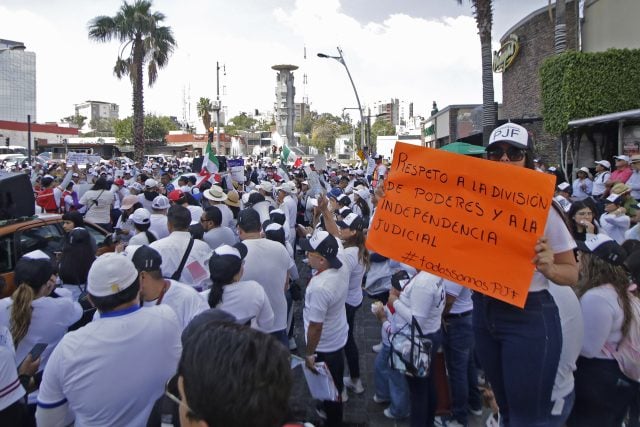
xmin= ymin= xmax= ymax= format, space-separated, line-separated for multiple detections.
xmin=10 ymin=283 xmax=35 ymax=346
xmin=208 ymin=281 xmax=225 ymax=308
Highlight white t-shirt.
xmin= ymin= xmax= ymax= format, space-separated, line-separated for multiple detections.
xmin=241 ymin=238 xmax=290 ymax=333
xmin=443 ymin=280 xmax=473 ymax=314
xmin=150 ymin=231 xmax=212 ymax=290
xmin=0 ymin=326 xmax=24 ymax=411
xmin=580 ymin=285 xmax=624 ymax=359
xmin=79 ymin=189 xmax=115 ymax=224
xmin=393 ymin=271 xmax=446 ymax=335
xmin=203 ymin=226 xmax=237 ymax=250
xmin=339 ymin=246 xmax=365 ymax=307
xmin=36 ymin=305 xmax=181 ymax=427
xmin=186 ymin=205 xmax=204 ymax=225
xmin=0 ymin=295 xmax=82 ymax=374
xmin=142 ymin=280 xmax=209 ymax=330
xmin=149 ymin=214 xmax=169 ymax=240
xmin=599 ymin=212 xmax=630 ymax=245
xmin=548 ymin=283 xmax=583 ymax=403
xmin=304 ymin=266 xmax=349 ymax=353
xmin=529 ymin=208 xmax=576 ymax=292
xmin=213 ymin=203 xmax=234 ymax=229
xmin=128 ymin=231 xmax=152 ymax=246
xmin=202 ymin=280 xmax=275 ymax=331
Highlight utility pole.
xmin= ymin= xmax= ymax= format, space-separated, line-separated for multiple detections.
xmin=215 ymin=61 xmax=221 ymax=155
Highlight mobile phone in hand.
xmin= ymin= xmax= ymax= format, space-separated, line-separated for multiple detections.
xmin=27 ymin=343 xmax=47 ymax=361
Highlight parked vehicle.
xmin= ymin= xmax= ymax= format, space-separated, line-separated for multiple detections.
xmin=0 ymin=214 xmax=112 ymax=297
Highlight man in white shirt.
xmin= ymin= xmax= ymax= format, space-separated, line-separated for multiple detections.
xmin=592 ymin=160 xmax=611 ymax=199
xmin=150 ymin=195 xmax=171 ymax=239
xmin=201 ymin=206 xmax=237 ymax=250
xmin=202 ymin=186 xmax=234 ymax=229
xmin=237 ymin=208 xmax=290 ymax=347
xmin=36 ymin=253 xmax=181 ymax=427
xmin=128 ymin=245 xmax=208 ymax=330
xmin=300 ymin=230 xmax=348 ymax=426
xmin=276 ymin=182 xmax=298 ymax=248
xmin=151 ymin=205 xmax=213 ymax=290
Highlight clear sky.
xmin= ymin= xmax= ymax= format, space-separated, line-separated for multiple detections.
xmin=0 ymin=0 xmax=550 ymax=130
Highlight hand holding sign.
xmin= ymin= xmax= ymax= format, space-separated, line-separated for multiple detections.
xmin=366 ymin=143 xmax=557 ymax=307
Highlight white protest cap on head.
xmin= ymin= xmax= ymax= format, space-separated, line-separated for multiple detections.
xmin=487 ymin=122 xmax=529 ymax=150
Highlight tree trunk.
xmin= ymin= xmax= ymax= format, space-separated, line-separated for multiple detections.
xmin=479 ymin=31 xmax=496 ymax=146
xmin=132 ymin=36 xmax=145 ymax=163
xmin=554 ymin=0 xmax=567 ymax=54
xmin=475 ymin=0 xmax=495 ymax=146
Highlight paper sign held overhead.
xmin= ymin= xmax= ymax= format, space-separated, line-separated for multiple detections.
xmin=366 ymin=142 xmax=556 ymax=308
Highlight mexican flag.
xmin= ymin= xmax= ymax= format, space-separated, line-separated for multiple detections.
xmin=281 ymin=145 xmax=296 ymax=164
xmin=203 ymin=140 xmax=219 ymax=173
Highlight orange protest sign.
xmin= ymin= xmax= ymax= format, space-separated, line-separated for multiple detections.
xmin=366 ymin=142 xmax=556 ymax=307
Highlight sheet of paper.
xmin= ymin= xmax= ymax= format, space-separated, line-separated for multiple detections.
xmin=302 ymin=361 xmax=339 ymax=401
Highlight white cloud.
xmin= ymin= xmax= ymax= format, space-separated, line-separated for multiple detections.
xmin=1 ymin=0 xmax=507 ymax=127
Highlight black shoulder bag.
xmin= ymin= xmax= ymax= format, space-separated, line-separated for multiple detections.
xmin=170 ymin=238 xmax=194 ymax=281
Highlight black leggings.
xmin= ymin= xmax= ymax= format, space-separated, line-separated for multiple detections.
xmin=344 ymin=302 xmax=361 ymax=379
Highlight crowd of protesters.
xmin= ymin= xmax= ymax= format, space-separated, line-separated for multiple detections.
xmin=0 ymin=123 xmax=639 ymax=427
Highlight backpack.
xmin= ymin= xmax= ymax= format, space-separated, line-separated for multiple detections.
xmin=603 ymin=293 xmax=640 ymax=382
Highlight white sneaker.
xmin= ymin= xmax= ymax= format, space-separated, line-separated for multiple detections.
xmin=343 ymin=377 xmax=364 ymax=394
xmin=341 ymin=388 xmax=348 ymax=402
xmin=373 ymin=394 xmax=390 ymax=404
xmin=372 ymin=342 xmax=383 ymax=353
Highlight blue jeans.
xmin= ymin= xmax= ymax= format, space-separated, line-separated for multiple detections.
xmin=406 ymin=329 xmax=442 ymax=427
xmin=443 ymin=312 xmax=481 ymax=425
xmin=473 ymin=291 xmax=562 ymax=427
xmin=374 ymin=344 xmax=410 ymax=417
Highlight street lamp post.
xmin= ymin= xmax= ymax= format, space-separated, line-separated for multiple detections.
xmin=317 ymin=47 xmax=365 ymax=151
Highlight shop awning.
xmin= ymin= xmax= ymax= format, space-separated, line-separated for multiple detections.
xmin=568 ymin=109 xmax=640 ymax=128
xmin=439 ymin=141 xmax=486 ymax=155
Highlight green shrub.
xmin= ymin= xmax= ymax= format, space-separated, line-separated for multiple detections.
xmin=540 ymin=49 xmax=640 ymax=134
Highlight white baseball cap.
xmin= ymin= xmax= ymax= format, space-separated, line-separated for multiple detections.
xmin=594 ymin=160 xmax=611 ymax=169
xmin=87 ymin=253 xmax=139 ymax=297
xmin=152 ymin=195 xmax=170 ymax=210
xmin=130 ymin=208 xmax=150 ymax=225
xmin=614 ymin=155 xmax=630 ymax=163
xmin=487 ymin=123 xmax=529 ymax=149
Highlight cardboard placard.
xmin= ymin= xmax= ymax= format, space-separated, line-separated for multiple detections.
xmin=314 ymin=155 xmax=327 ymax=171
xmin=366 ymin=142 xmax=556 ymax=307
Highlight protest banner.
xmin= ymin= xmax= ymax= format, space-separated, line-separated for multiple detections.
xmin=314 ymin=155 xmax=327 ymax=171
xmin=366 ymin=142 xmax=556 ymax=308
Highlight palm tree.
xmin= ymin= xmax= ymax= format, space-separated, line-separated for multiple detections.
xmin=197 ymin=97 xmax=213 ymax=133
xmin=88 ymin=0 xmax=176 ymax=162
xmin=553 ymin=0 xmax=567 ymax=54
xmin=456 ymin=0 xmax=496 ymax=146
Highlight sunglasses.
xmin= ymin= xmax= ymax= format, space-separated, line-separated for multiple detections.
xmin=486 ymin=146 xmax=526 ymax=162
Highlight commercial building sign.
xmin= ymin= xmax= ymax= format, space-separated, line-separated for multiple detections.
xmin=493 ymin=34 xmax=520 ymax=73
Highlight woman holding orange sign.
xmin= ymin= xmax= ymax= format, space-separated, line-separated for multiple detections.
xmin=473 ymin=123 xmax=578 ymax=426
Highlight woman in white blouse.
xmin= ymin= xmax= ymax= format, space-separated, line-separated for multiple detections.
xmin=567 ymin=234 xmax=639 ymax=427
xmin=79 ymin=177 xmax=115 ymax=231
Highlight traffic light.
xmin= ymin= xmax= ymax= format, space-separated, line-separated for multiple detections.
xmin=208 ymin=127 xmax=214 ymax=143
xmin=4 ymin=137 xmax=9 ymax=147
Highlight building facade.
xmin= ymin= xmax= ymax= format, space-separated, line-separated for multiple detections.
xmin=582 ymin=0 xmax=640 ymax=52
xmin=0 ymin=39 xmax=36 ymax=123
xmin=74 ymin=100 xmax=119 ymax=133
